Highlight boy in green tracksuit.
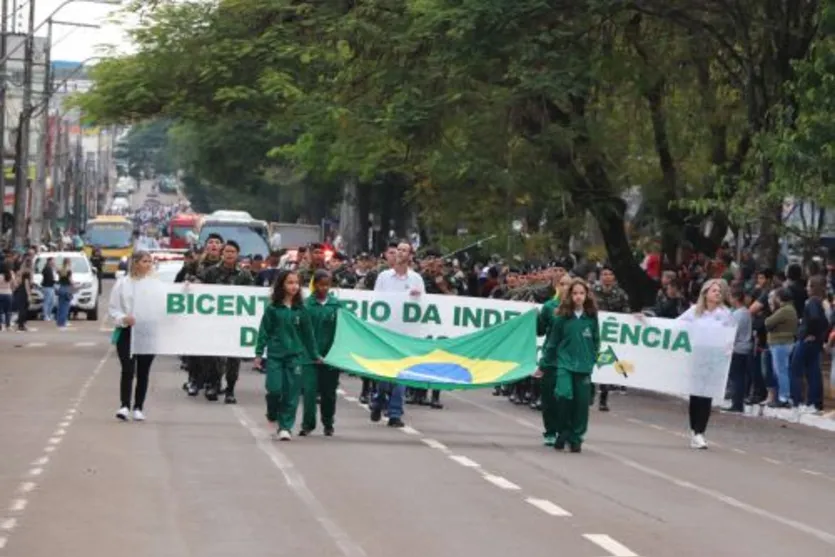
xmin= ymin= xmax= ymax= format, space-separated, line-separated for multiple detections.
xmin=540 ymin=278 xmax=600 ymax=453
xmin=300 ymin=270 xmax=342 ymax=437
xmin=254 ymin=270 xmax=320 ymax=441
xmin=536 ymin=295 xmax=561 ymax=446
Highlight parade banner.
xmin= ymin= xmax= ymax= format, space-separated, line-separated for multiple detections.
xmin=323 ymin=308 xmax=539 ymax=390
xmin=130 ymin=281 xmax=736 ymax=398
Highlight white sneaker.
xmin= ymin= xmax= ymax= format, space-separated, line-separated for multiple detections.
xmin=278 ymin=429 xmax=291 ymax=441
xmin=132 ymin=409 xmax=145 ymax=421
xmin=690 ymin=432 xmax=708 ymax=450
xmin=116 ymin=407 xmax=130 ymax=421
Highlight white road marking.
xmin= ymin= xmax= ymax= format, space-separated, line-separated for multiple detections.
xmin=26 ymin=342 xmax=47 ymax=348
xmin=74 ymin=342 xmax=96 ymax=347
xmin=626 ymin=417 xmax=644 ymax=425
xmin=58 ymin=421 xmax=70 ymax=427
xmin=0 ymin=536 xmax=6 ymax=549
xmin=344 ymin=396 xmax=358 ymax=403
xmin=31 ymin=456 xmax=49 ymax=466
xmin=28 ymin=468 xmax=43 ymax=477
xmin=525 ymin=497 xmax=572 ymax=517
xmin=763 ymin=457 xmax=782 ymax=465
xmin=336 ymin=388 xmax=347 ymax=396
xmin=53 ymin=429 xmax=66 ymax=436
xmin=421 ymin=438 xmax=448 ymax=451
xmin=9 ymin=499 xmax=26 ymax=512
xmin=449 ymin=455 xmax=480 ymax=468
xmin=482 ymin=474 xmax=520 ymax=490
xmin=802 ymin=469 xmax=823 ymax=476
xmin=0 ymin=518 xmax=16 ymax=531
xmin=401 ymin=425 xmax=420 ymax=436
xmin=583 ymin=534 xmax=638 ymax=557
xmin=731 ymin=448 xmax=746 ymax=454
xmin=47 ymin=437 xmax=62 ymax=445
xmin=18 ymin=483 xmax=35 ymax=494
xmin=515 ymin=417 xmax=536 ymax=428
xmin=448 ymin=391 xmax=835 ymax=546
xmin=43 ymin=446 xmax=56 ymax=453
xmin=233 ymin=407 xmax=368 ymax=557
xmin=649 ymin=424 xmax=666 ymax=431
xmin=67 ymin=409 xmax=77 ymax=415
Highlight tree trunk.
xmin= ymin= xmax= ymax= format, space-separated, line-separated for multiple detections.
xmin=338 ymin=177 xmax=360 ymax=256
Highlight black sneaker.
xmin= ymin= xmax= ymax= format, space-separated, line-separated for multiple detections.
xmin=430 ymin=401 xmax=444 ymax=409
xmin=370 ymin=407 xmax=382 ymax=422
xmin=387 ymin=417 xmax=405 ymax=428
xmin=359 ymin=394 xmax=369 ymax=404
xmin=298 ymin=429 xmax=311 ymax=437
xmin=554 ymin=438 xmax=566 ymax=451
xmin=205 ymin=387 xmax=218 ymax=402
xmin=224 ymin=393 xmax=237 ymax=405
xmin=599 ymin=403 xmax=610 ymax=412
xmin=570 ymin=444 xmax=582 ymax=453
xmin=324 ymin=426 xmax=334 ymax=436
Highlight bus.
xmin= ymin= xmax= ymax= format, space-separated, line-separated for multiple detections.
xmin=83 ymin=215 xmax=134 ymax=276
xmin=168 ymin=213 xmax=200 ymax=249
xmin=196 ymin=210 xmax=270 ymax=258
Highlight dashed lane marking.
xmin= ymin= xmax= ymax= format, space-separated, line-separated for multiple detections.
xmin=447 ymin=391 xmax=835 ymax=546
xmin=74 ymin=342 xmax=97 ymax=347
xmin=18 ymin=483 xmax=35 ymax=494
xmin=421 ymin=438 xmax=448 ymax=451
xmin=525 ymin=497 xmax=572 ymax=517
xmin=482 ymin=474 xmax=521 ymax=490
xmin=0 ymin=518 xmax=16 ymax=531
xmin=583 ymin=534 xmax=639 ymax=557
xmin=401 ymin=425 xmax=420 ymax=436
xmin=763 ymin=457 xmax=782 ymax=465
xmin=449 ymin=455 xmax=480 ymax=468
xmin=25 ymin=342 xmax=46 ymax=348
xmin=802 ymin=469 xmax=823 ymax=476
xmin=28 ymin=468 xmax=43 ymax=477
xmin=9 ymin=500 xmax=26 ymax=512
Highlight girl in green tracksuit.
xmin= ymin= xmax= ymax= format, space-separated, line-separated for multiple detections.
xmin=540 ymin=278 xmax=600 ymax=453
xmin=535 ymin=274 xmax=572 ymax=447
xmin=300 ymin=270 xmax=342 ymax=437
xmin=255 ymin=270 xmax=321 ymax=441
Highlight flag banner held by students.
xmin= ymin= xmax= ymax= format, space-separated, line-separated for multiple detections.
xmin=131 ymin=281 xmax=736 ymax=398
xmin=323 ymin=308 xmax=539 ymax=390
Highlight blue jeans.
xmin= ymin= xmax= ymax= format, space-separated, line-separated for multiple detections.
xmin=760 ymin=348 xmax=777 ymax=389
xmin=770 ymin=343 xmax=792 ymax=402
xmin=371 ymin=382 xmax=405 ymax=419
xmin=42 ymin=287 xmax=55 ymax=320
xmin=791 ymin=340 xmax=823 ymax=409
xmin=56 ymin=286 xmax=72 ymax=327
xmin=0 ymin=293 xmax=11 ymax=328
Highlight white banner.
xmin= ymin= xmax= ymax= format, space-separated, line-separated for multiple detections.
xmin=131 ymin=280 xmax=736 ymax=399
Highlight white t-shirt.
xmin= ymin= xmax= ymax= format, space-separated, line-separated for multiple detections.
xmin=374 ymin=268 xmax=425 ymax=294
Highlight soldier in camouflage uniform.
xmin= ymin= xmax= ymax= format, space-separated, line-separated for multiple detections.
xmin=297 ymin=243 xmax=328 ymax=289
xmin=329 ymin=252 xmax=357 ymax=289
xmin=182 ymin=234 xmax=224 ymax=397
xmin=197 ymin=240 xmax=255 ymax=403
xmin=591 ymin=264 xmax=631 ymax=412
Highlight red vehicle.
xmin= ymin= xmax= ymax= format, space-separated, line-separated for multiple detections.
xmin=168 ymin=213 xmax=200 ymax=249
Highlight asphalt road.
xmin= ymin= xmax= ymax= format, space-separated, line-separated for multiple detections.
xmin=2 ymin=279 xmax=835 ymax=557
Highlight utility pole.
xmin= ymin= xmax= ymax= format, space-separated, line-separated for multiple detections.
xmin=10 ymin=0 xmax=35 ymax=247
xmin=1 ymin=0 xmax=8 ymax=223
xmin=30 ymin=17 xmax=51 ymax=245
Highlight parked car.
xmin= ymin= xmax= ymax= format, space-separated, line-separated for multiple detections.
xmin=30 ymin=252 xmax=100 ymax=321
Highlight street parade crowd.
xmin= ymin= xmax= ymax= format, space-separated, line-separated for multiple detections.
xmin=104 ymin=225 xmax=835 ymax=454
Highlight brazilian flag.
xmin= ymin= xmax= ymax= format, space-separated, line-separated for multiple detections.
xmin=324 ymin=308 xmax=538 ymax=390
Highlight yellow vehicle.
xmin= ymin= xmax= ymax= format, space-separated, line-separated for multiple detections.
xmin=83 ymin=215 xmax=134 ymax=276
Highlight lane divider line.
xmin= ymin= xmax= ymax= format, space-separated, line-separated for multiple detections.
xmin=525 ymin=497 xmax=572 ymax=517
xmin=583 ymin=534 xmax=639 ymax=557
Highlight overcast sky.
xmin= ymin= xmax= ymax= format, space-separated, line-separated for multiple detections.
xmin=18 ymin=0 xmax=133 ymax=63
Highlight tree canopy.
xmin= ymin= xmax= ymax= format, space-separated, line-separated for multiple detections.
xmin=76 ymin=0 xmax=835 ymax=305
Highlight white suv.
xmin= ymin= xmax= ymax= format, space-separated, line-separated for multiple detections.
xmin=30 ymin=252 xmax=100 ymax=321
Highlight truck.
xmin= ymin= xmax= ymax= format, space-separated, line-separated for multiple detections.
xmin=268 ymin=222 xmax=323 ymax=250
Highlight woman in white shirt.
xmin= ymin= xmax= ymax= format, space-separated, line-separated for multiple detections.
xmin=109 ymin=251 xmax=156 ymax=421
xmin=676 ymin=279 xmax=735 ymax=449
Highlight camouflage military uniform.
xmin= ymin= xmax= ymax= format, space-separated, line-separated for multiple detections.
xmin=196 ymin=262 xmax=254 ymax=403
xmin=182 ymin=255 xmax=221 ymax=396
xmin=332 ymin=265 xmax=357 ymax=288
xmin=591 ymin=283 xmax=630 ymax=409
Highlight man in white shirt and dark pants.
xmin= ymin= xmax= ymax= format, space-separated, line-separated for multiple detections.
xmin=371 ymin=241 xmax=425 ymax=427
